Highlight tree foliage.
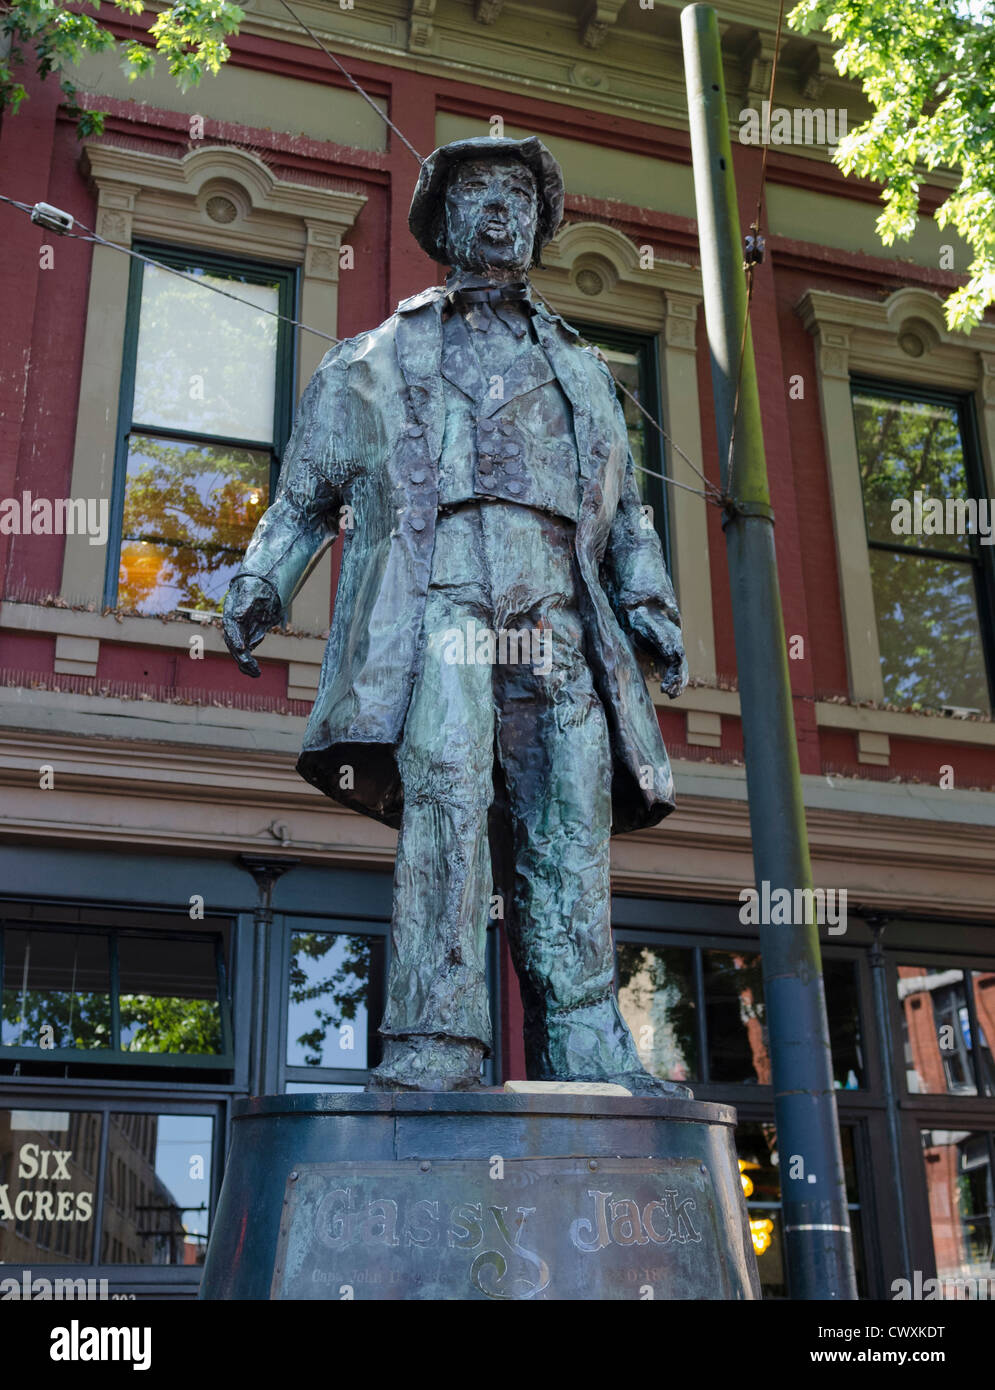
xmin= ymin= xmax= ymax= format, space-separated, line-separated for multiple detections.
xmin=1 ymin=0 xmax=243 ymax=137
xmin=789 ymin=0 xmax=995 ymax=331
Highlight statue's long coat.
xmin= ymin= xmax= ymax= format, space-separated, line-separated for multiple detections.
xmin=239 ymin=285 xmax=683 ymax=834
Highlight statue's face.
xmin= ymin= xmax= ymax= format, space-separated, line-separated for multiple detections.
xmin=443 ymin=158 xmax=538 ymax=273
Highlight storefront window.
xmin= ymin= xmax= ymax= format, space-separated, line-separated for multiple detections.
xmin=100 ymin=1112 xmax=214 ymax=1266
xmin=899 ymin=964 xmax=993 ymax=1096
xmin=737 ymin=1121 xmax=865 ymax=1299
xmin=0 ymin=921 xmax=231 ymax=1065
xmin=118 ymin=936 xmax=223 ymax=1055
xmin=704 ymin=950 xmax=768 ymax=1085
xmin=1 ymin=931 xmax=111 ymax=1051
xmin=616 ymin=944 xmax=696 ymax=1083
xmin=920 ymin=1129 xmax=994 ymax=1295
xmin=0 ymin=1110 xmax=101 ymax=1264
xmin=614 ymin=937 xmax=862 ymax=1089
xmin=286 ymin=930 xmax=385 ymax=1072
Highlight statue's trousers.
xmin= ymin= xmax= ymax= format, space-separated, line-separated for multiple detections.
xmin=374 ymin=501 xmax=649 ymax=1085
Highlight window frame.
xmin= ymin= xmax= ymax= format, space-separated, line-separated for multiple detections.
xmin=274 ymin=913 xmax=503 ymax=1092
xmin=0 ymin=915 xmax=235 ymax=1071
xmin=573 ymin=321 xmax=672 ymax=571
xmin=850 ymin=373 xmax=995 ymax=714
xmin=0 ymin=1093 xmax=227 ymax=1282
xmin=104 ymin=240 xmax=299 ymax=610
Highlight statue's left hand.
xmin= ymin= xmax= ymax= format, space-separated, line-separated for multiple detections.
xmin=222 ymin=575 xmax=283 ymax=678
xmin=628 ymin=605 xmax=689 ymax=700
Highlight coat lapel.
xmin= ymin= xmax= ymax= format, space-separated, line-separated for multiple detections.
xmin=532 ymin=305 xmax=598 ymax=486
xmin=395 ymin=289 xmax=446 ymax=458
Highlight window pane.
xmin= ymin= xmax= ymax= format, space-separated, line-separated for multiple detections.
xmin=824 ymin=959 xmax=864 ymax=1090
xmin=101 ymin=1113 xmax=214 ymax=1265
xmin=133 ymin=264 xmax=278 ymax=443
xmin=1 ymin=930 xmax=111 ymax=1050
xmin=853 ymin=393 xmax=973 ymax=554
xmin=615 ymin=943 xmax=697 ymax=1082
xmin=287 ymin=931 xmax=384 ymax=1070
xmin=736 ymin=1121 xmax=864 ymax=1299
xmin=119 ymin=434 xmax=269 ymax=615
xmin=118 ymin=936 xmax=223 ymax=1055
xmin=868 ymin=549 xmax=990 ymax=714
xmin=973 ymin=972 xmax=995 ymax=1097
xmin=920 ymin=1129 xmax=993 ymax=1292
xmin=0 ymin=1109 xmax=101 ymax=1264
xmin=899 ymin=965 xmax=977 ymax=1095
xmin=704 ymin=950 xmax=769 ymax=1084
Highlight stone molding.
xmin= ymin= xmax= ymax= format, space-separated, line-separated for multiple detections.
xmin=1 ymin=717 xmax=992 ymax=918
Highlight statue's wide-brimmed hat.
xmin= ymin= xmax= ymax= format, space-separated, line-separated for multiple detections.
xmin=408 ymin=135 xmax=564 ymax=265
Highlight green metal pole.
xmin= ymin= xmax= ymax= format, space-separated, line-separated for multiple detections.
xmin=681 ymin=2 xmax=857 ymax=1300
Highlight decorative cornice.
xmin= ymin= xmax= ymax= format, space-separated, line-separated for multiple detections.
xmin=1 ymin=727 xmax=992 ymax=917
xmin=535 ymin=219 xmax=702 ymax=334
xmin=796 ymin=287 xmax=995 ymax=389
xmin=83 ymin=143 xmax=368 ymax=240
xmin=580 ymin=0 xmax=628 ymax=49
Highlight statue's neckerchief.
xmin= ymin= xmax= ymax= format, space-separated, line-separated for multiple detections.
xmin=445 ymin=276 xmax=534 ymax=339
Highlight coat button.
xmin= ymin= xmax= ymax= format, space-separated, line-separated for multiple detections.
xmin=410 ymin=470 xmax=427 ymax=484
xmin=507 ymin=480 xmax=523 ymax=494
xmin=409 ymin=516 xmax=426 ymax=531
xmin=407 ymin=425 xmax=424 ymax=438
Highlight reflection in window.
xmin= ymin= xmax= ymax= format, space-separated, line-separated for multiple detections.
xmin=119 ymin=435 xmax=269 ymax=614
xmin=118 ymin=935 xmax=223 ymax=1055
xmin=920 ymin=1129 xmax=994 ymax=1293
xmin=0 ymin=1110 xmax=100 ymax=1265
xmin=101 ymin=1113 xmax=213 ymax=1266
xmin=853 ymin=389 xmax=991 ymax=714
xmin=975 ymin=973 xmax=995 ymax=1098
xmin=1 ymin=931 xmax=111 ymax=1050
xmin=616 ymin=944 xmax=696 ymax=1082
xmin=132 ymin=266 xmax=278 ymax=443
xmin=900 ymin=965 xmax=978 ymax=1095
xmin=737 ymin=1121 xmax=864 ymax=1299
xmin=287 ymin=931 xmax=384 ymax=1070
xmin=0 ymin=922 xmax=229 ymax=1059
xmin=704 ymin=951 xmax=768 ymax=1085
xmin=115 ymin=253 xmax=294 ymax=614
xmin=824 ymin=959 xmax=864 ymax=1090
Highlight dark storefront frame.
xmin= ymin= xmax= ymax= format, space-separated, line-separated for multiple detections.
xmin=1 ymin=843 xmax=992 ymax=1298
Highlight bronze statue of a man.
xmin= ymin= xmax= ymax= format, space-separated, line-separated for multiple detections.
xmin=223 ymin=136 xmax=689 ymax=1096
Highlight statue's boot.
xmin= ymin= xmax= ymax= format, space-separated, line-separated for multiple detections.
xmin=367 ymin=1036 xmax=486 ymax=1092
xmin=533 ymin=993 xmax=693 ymax=1100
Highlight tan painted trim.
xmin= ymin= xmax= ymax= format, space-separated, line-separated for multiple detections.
xmin=1 ymin=601 xmax=327 ymax=664
xmin=534 ymin=221 xmax=716 ymax=681
xmin=797 ymin=287 xmax=995 ymax=703
xmin=1 ymin=720 xmax=992 ymax=919
xmin=61 ymin=143 xmax=365 ymax=632
xmin=816 ymin=699 xmax=995 ymax=748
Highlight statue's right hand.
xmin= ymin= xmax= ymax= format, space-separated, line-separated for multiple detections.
xmin=222 ymin=575 xmax=283 ymax=678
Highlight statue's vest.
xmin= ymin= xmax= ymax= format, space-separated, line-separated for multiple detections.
xmin=437 ymin=305 xmax=581 ymax=522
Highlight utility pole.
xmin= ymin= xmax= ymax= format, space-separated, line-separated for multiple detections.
xmin=681 ymin=3 xmax=857 ymax=1299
